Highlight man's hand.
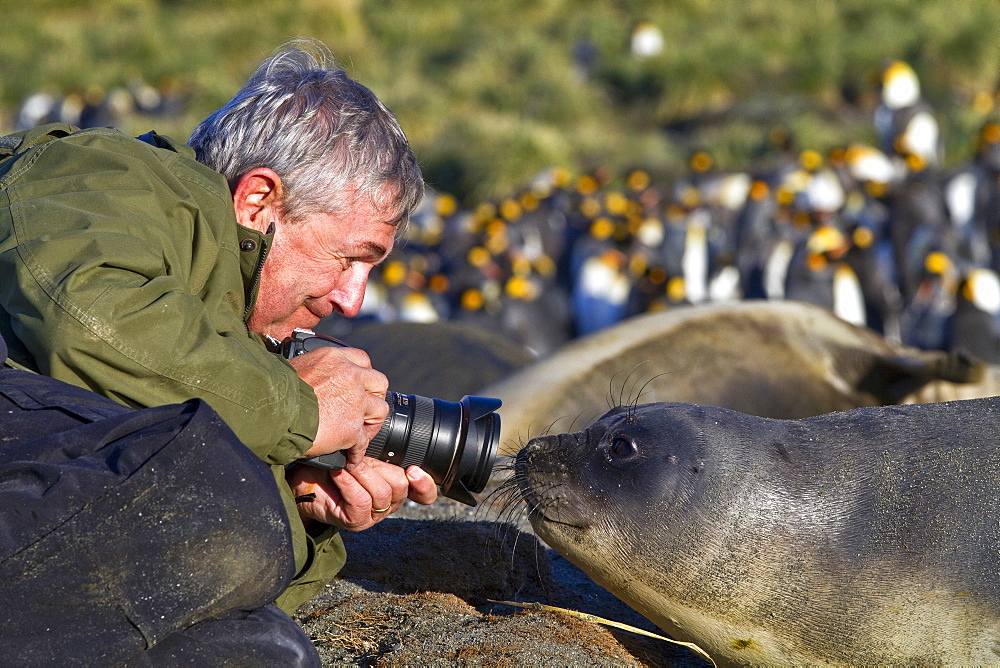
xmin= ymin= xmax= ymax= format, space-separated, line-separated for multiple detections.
xmin=288 ymin=345 xmax=388 ymax=465
xmin=287 ymin=459 xmax=439 ymax=531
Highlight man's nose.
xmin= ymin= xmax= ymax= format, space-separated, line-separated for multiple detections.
xmin=329 ymin=266 xmax=370 ymax=317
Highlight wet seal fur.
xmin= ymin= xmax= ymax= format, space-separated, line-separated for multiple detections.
xmin=516 ymin=397 xmax=1000 ymax=666
xmin=484 ymin=301 xmax=995 ymax=457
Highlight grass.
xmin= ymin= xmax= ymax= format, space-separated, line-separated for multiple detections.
xmin=2 ymin=0 xmax=1000 ymax=203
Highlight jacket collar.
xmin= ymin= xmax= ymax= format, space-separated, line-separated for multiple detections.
xmin=135 ymin=130 xmax=197 ymax=159
xmin=135 ymin=131 xmax=274 ymax=320
xmin=237 ymin=222 xmax=274 ymax=320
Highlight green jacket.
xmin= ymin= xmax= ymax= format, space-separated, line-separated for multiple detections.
xmin=0 ymin=123 xmax=345 ymax=613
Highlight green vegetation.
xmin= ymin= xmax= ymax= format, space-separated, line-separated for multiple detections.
xmin=3 ymin=0 xmax=1000 ymax=203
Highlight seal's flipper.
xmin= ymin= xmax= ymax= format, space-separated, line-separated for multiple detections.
xmin=861 ymin=349 xmax=984 ymax=405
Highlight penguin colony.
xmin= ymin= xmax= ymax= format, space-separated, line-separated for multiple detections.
xmin=328 ymin=61 xmax=1000 ymax=364
xmin=19 ymin=61 xmax=998 ymax=361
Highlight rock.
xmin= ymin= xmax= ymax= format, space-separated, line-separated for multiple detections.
xmin=294 ymin=512 xmax=711 ymax=667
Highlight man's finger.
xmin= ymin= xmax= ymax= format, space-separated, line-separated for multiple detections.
xmin=404 ymin=466 xmax=438 ymax=505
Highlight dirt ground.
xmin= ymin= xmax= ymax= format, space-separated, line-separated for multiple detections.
xmin=293 ymin=489 xmax=713 ymax=667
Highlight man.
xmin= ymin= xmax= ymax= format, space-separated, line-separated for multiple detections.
xmin=0 ymin=39 xmax=437 ymax=627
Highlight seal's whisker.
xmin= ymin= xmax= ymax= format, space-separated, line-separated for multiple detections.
xmin=485 ymin=444 xmax=575 ymax=593
xmin=483 ymin=472 xmax=530 ymax=559
xmin=630 ymin=370 xmax=673 ymax=406
xmin=538 ymin=414 xmax=574 ymax=437
xmin=508 ymin=517 xmax=531 ymax=576
xmin=625 ymin=370 xmax=675 ymax=422
xmin=567 ymin=409 xmax=593 ymax=432
xmin=487 ymin=466 xmax=535 ymax=529
xmin=530 ymin=534 xmax=548 ymax=596
xmin=609 ymin=360 xmax=654 ymax=410
xmin=606 ymin=367 xmax=628 ymax=412
xmin=619 ymin=367 xmax=637 ymax=409
xmin=524 ymin=480 xmax=564 ymax=517
xmin=484 ymin=480 xmax=517 ymax=516
xmin=625 ymin=362 xmax=653 ymax=407
xmin=487 ymin=483 xmax=517 ymax=513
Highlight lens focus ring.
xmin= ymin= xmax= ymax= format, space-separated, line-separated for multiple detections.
xmin=366 ymin=391 xmax=397 ymax=460
xmin=402 ymin=395 xmax=434 ymax=468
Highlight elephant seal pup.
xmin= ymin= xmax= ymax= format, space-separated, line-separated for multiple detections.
xmin=515 ymin=397 xmax=1000 ymax=666
xmin=483 ymin=300 xmax=989 ymax=456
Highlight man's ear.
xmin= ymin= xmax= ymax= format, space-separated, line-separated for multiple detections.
xmin=232 ymin=168 xmax=285 ymax=233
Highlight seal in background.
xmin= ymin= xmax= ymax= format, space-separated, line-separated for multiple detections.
xmin=485 ymin=301 xmax=995 ymax=456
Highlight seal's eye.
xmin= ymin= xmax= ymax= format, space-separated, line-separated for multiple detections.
xmin=608 ymin=436 xmax=638 ymax=460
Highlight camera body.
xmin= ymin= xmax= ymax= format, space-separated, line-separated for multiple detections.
xmin=280 ymin=330 xmax=501 ymax=506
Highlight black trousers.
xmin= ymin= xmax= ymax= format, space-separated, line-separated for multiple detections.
xmin=0 ymin=364 xmax=319 ymax=667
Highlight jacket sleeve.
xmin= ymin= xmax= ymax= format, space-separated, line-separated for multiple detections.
xmin=0 ymin=129 xmax=318 ymax=465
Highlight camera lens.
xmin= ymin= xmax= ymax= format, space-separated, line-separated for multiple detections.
xmin=280 ymin=330 xmax=502 ymax=506
xmin=365 ymin=392 xmax=501 ymax=506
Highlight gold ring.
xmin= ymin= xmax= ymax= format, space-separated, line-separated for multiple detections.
xmin=372 ymin=504 xmax=391 ymax=513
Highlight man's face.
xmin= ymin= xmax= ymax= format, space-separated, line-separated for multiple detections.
xmin=247 ymin=195 xmax=397 ymax=341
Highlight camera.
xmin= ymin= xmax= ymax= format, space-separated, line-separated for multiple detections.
xmin=280 ymin=330 xmax=501 ymax=506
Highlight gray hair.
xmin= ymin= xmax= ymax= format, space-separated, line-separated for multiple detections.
xmin=188 ymin=40 xmax=423 ymax=229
